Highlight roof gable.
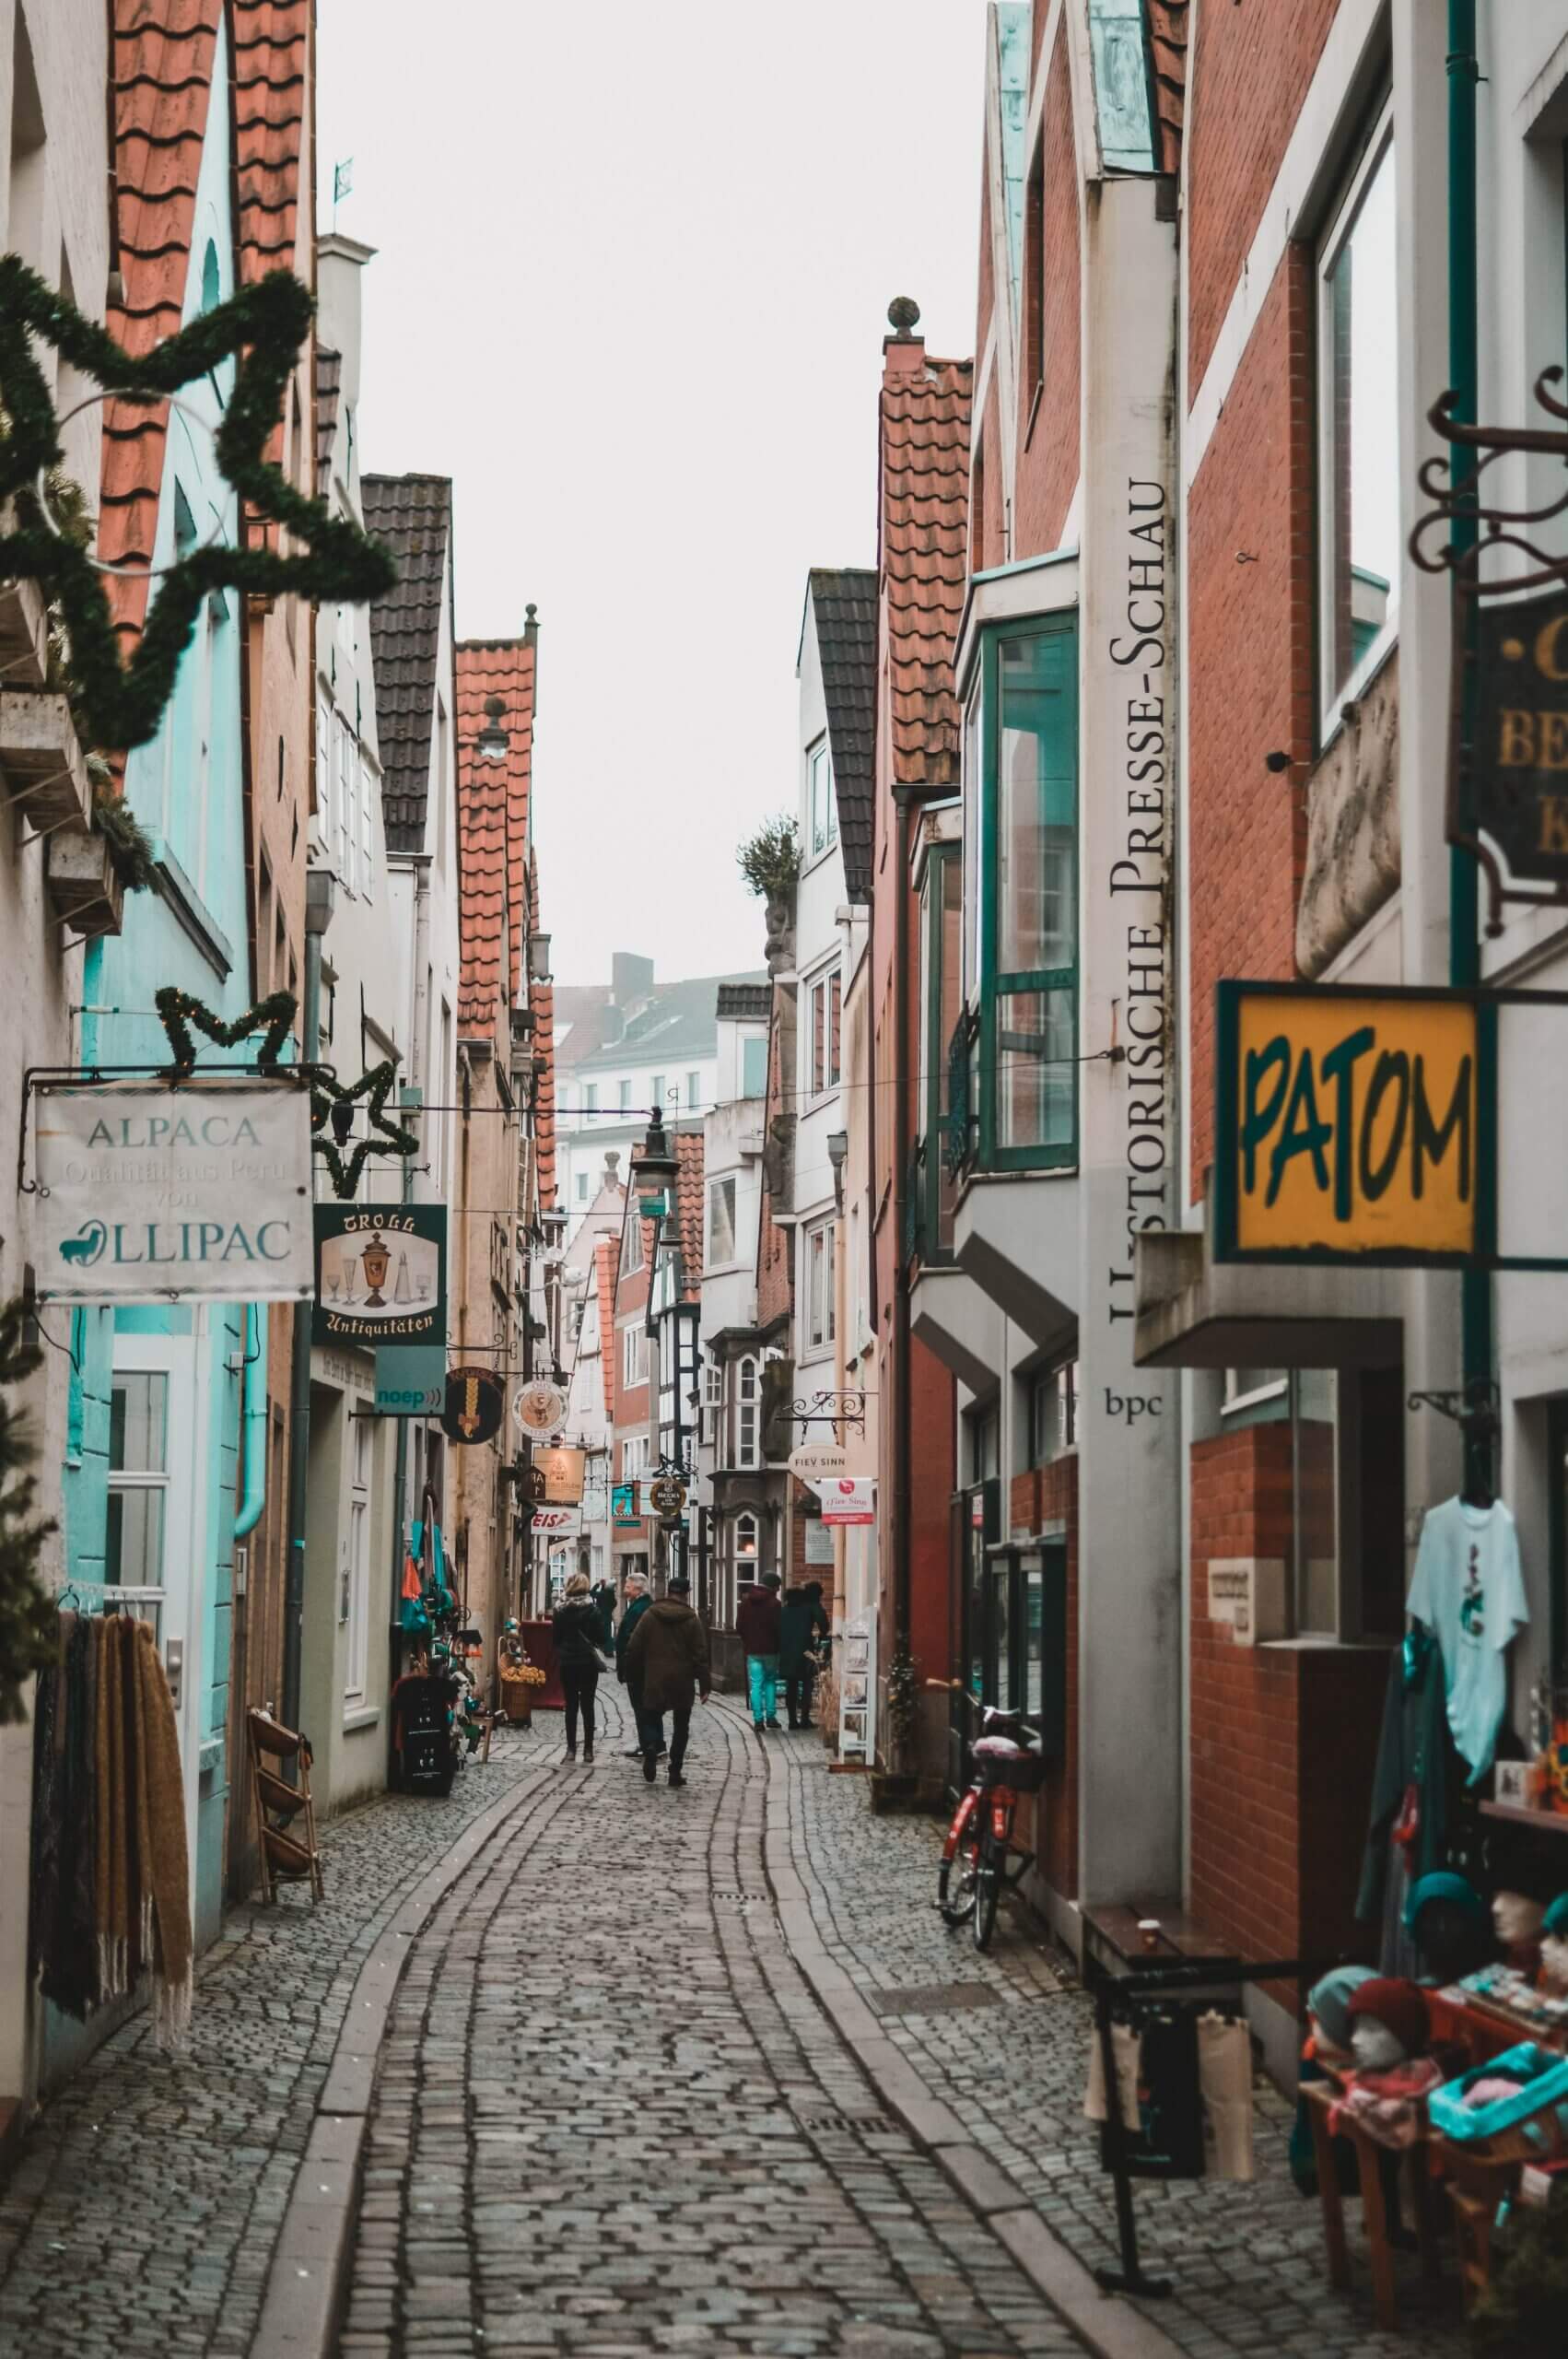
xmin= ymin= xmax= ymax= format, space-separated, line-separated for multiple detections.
xmin=455 ymin=637 xmax=534 ymax=1034
xmin=361 ymin=474 xmax=452 ymax=853
xmin=878 ymin=342 xmax=973 ymax=789
xmin=807 ymin=569 xmax=876 ymax=903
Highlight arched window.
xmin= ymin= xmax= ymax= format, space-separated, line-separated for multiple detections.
xmin=735 ymin=1513 xmax=758 ymax=1566
xmin=200 ymin=241 xmax=220 ymax=315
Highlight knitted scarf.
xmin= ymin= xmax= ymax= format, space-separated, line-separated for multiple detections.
xmin=131 ymin=1622 xmax=192 ymax=2045
xmin=95 ymin=1614 xmax=133 ymax=2000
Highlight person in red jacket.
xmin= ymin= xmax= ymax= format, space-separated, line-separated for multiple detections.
xmin=737 ymin=1569 xmax=783 ymax=1733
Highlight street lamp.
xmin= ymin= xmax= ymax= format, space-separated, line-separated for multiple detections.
xmin=826 ymin=1127 xmax=848 ymax=1211
xmin=632 ymin=1104 xmax=678 ymax=1216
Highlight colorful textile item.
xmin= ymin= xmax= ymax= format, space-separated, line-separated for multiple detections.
xmin=1407 ymin=1496 xmax=1528 ymax=1782
xmin=1308 ymin=1966 xmax=1376 ymax=2054
xmin=1347 ymin=1977 xmax=1430 ymax=2060
xmin=1328 ymin=2057 xmax=1445 ymax=2148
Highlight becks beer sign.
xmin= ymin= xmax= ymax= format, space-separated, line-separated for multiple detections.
xmin=33 ymin=1079 xmax=312 ymax=1302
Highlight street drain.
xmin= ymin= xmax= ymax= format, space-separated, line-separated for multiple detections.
xmin=866 ymin=1980 xmax=1000 ymax=2017
xmin=712 ymin=1891 xmax=768 ymax=1909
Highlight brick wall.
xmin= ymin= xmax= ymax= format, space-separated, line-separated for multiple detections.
xmin=1013 ymin=34 xmax=1079 ymax=559
xmin=974 ymin=372 xmax=1007 ymax=576
xmin=1186 ymin=247 xmax=1314 ymax=1188
xmin=1186 ymin=0 xmax=1340 ymax=390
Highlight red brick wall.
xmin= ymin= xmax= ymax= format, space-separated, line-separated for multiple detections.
xmin=1013 ymin=37 xmax=1079 ymax=559
xmin=974 ymin=373 xmax=1007 ymax=575
xmin=1186 ymin=247 xmax=1313 ymax=1190
xmin=1186 ymin=0 xmax=1340 ymax=391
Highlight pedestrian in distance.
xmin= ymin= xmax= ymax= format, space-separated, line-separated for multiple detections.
xmin=737 ymin=1567 xmax=783 ymax=1732
xmin=623 ymin=1574 xmax=710 ymax=1787
xmin=591 ymin=1573 xmax=618 ymax=1645
xmin=614 ymin=1568 xmax=661 ymax=1758
xmin=551 ymin=1571 xmax=608 ymax=1763
xmin=780 ymin=1578 xmax=829 ymax=1729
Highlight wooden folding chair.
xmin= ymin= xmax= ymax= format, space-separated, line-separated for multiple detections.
xmin=246 ymin=1708 xmax=324 ymax=1903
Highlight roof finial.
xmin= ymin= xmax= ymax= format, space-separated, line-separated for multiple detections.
xmin=887 ymin=296 xmax=920 ymax=339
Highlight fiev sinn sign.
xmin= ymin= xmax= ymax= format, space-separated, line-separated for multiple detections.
xmin=34 ymin=1079 xmax=312 ymax=1300
xmin=1214 ymin=983 xmax=1492 ymax=1267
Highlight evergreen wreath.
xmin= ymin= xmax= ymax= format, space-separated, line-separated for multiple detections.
xmin=155 ymin=984 xmax=298 ymax=1076
xmin=0 ymin=257 xmax=397 ymax=753
xmin=0 ymin=1297 xmax=58 ymax=1726
xmin=311 ymin=1060 xmax=420 ymax=1200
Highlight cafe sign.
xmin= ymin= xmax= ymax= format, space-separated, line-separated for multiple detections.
xmin=1214 ymin=982 xmax=1492 ymax=1267
xmin=1469 ymin=586 xmax=1568 ymax=884
xmin=313 ymin=1203 xmax=446 ymax=1345
xmin=33 ymin=1079 xmax=312 ymax=1302
xmin=535 ymin=1446 xmax=585 ymax=1504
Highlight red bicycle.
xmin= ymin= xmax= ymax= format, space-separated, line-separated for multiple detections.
xmin=929 ymin=1679 xmax=1046 ymax=1952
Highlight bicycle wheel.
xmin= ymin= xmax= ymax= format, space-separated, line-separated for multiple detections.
xmin=972 ymin=1843 xmax=1000 ymax=1953
xmin=938 ymin=1797 xmax=981 ymax=1927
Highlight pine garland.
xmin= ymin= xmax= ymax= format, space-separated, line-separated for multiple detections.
xmin=155 ymin=984 xmax=298 ymax=1075
xmin=0 ymin=1298 xmax=58 ymax=1726
xmin=0 ymin=257 xmax=397 ymax=754
xmin=311 ymin=1060 xmax=420 ymax=1200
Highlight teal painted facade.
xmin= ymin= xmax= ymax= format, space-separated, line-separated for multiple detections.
xmin=61 ymin=16 xmax=261 ymax=1957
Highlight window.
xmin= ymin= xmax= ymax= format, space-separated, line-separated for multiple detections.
xmin=358 ymin=752 xmax=374 ymax=901
xmin=106 ymin=1371 xmax=169 ymax=1590
xmin=708 ymin=1175 xmax=737 ymax=1264
xmin=333 ymin=712 xmax=354 ymax=893
xmin=621 ymin=1432 xmax=649 ymax=1484
xmin=1029 ymin=1359 xmax=1078 ymax=1465
xmin=702 ymin=1357 xmax=721 ymax=1447
xmin=618 ymin=1079 xmax=633 ymax=1112
xmin=808 ymin=968 xmax=841 ymax=1097
xmin=735 ymin=1512 xmax=759 ymax=1565
xmin=576 ymin=1172 xmax=590 ymax=1203
xmin=963 ymin=617 xmax=1078 ymax=1169
xmin=736 ymin=1356 xmax=758 ymax=1468
xmin=687 ymin=1070 xmax=701 ymax=1108
xmin=1024 ymin=142 xmax=1044 ymax=405
xmin=805 ymin=1220 xmax=836 ymax=1353
xmin=650 ymin=1074 xmax=666 ymax=1109
xmin=345 ymin=1405 xmax=370 ymax=1701
xmin=808 ymin=737 xmax=837 ymax=856
xmin=1318 ymin=105 xmax=1398 ymax=730
xmin=621 ymin=1324 xmax=648 ymax=1391
xmin=969 ymin=1405 xmax=1000 ymax=1485
xmin=915 ymin=848 xmax=963 ymax=1260
xmin=584 ymin=1083 xmax=598 ymax=1113
xmin=200 ymin=239 xmax=220 ymax=315
xmin=623 ymin=1216 xmax=643 ymax=1276
xmin=743 ymin=1034 xmax=767 ymax=1098
xmin=1223 ymin=1367 xmax=1288 ymax=1417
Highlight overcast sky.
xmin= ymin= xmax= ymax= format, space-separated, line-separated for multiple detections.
xmin=316 ymin=0 xmax=990 ymax=985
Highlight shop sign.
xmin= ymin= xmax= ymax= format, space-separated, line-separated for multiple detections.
xmin=611 ymin=1482 xmax=639 ymax=1527
xmin=442 ymin=1365 xmax=504 ymax=1447
xmin=1214 ymin=983 xmax=1488 ymax=1267
xmin=650 ymin=1475 xmax=685 ymax=1519
xmin=1470 ymin=587 xmax=1568 ymax=883
xmin=374 ymin=1344 xmax=446 ymax=1417
xmin=789 ymin=1439 xmax=872 ymax=1481
xmin=33 ymin=1078 xmax=313 ymax=1302
xmin=313 ymin=1203 xmax=445 ymax=1344
xmin=531 ymin=1503 xmax=581 ymax=1538
xmin=1205 ymin=1558 xmax=1286 ymax=1648
xmin=815 ymin=1477 xmax=874 ymax=1526
xmin=514 ymin=1379 xmax=565 ymax=1437
xmin=536 ymin=1446 xmax=585 ymax=1504
xmin=804 ymin=1520 xmax=835 ymax=1567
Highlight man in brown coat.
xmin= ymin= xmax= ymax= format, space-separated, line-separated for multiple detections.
xmin=623 ymin=1576 xmax=710 ymax=1788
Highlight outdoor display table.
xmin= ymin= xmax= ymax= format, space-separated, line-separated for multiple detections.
xmin=1300 ymin=2077 xmax=1443 ymax=2332
xmin=519 ymin=1618 xmax=565 ymax=1709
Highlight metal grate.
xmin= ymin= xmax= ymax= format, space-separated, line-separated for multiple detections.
xmin=866 ymin=1980 xmax=1000 ymax=2018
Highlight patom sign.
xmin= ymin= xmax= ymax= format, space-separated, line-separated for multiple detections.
xmin=1215 ymin=982 xmax=1491 ymax=1266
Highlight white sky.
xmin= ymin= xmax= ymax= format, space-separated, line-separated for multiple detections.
xmin=316 ymin=0 xmax=990 ymax=984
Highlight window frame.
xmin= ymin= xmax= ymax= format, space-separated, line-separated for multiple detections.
xmin=966 ymin=613 xmax=1080 ymax=1172
xmin=736 ymin=1354 xmax=758 ymax=1469
xmin=621 ymin=1321 xmax=647 ymax=1392
xmin=344 ymin=1402 xmax=371 ymax=1704
xmin=708 ymin=1174 xmax=737 ymax=1266
xmin=804 ymin=962 xmax=842 ymax=1101
xmin=804 ymin=1217 xmax=836 ymax=1355
xmin=1316 ymin=99 xmax=1398 ymax=745
xmin=806 ymin=734 xmax=837 ymax=861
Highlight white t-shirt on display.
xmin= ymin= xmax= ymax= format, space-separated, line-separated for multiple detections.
xmin=1406 ymin=1496 xmax=1528 ymax=1784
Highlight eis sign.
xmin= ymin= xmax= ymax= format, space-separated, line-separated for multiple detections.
xmin=33 ymin=1079 xmax=312 ymax=1301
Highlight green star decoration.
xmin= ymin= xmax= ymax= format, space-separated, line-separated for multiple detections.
xmin=310 ymin=1060 xmax=420 ymax=1201
xmin=155 ymin=985 xmax=298 ymax=1077
xmin=0 ymin=257 xmax=396 ymax=753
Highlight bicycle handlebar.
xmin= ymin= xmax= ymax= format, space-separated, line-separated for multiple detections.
xmin=925 ymin=1678 xmax=1042 ymax=1738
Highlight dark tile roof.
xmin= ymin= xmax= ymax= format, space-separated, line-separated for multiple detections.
xmin=807 ymin=568 xmax=877 ymax=903
xmin=1147 ymin=3 xmax=1190 ymax=179
xmin=315 ymin=346 xmax=342 ymax=495
xmin=568 ymin=971 xmax=769 ymax=1074
xmin=716 ymin=982 xmax=772 ymax=1022
xmin=361 ymin=475 xmax=452 ymax=853
xmin=880 ymin=344 xmax=973 ymax=789
xmin=454 ymin=638 xmax=533 ymax=1035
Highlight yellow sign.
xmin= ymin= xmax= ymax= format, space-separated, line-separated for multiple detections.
xmin=1217 ymin=985 xmax=1484 ymax=1262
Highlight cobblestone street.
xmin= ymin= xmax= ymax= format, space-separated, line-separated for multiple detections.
xmin=2 ymin=1699 xmax=1478 ymax=2359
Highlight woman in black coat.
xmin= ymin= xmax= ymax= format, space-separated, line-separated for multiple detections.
xmin=552 ymin=1573 xmax=608 ymax=1762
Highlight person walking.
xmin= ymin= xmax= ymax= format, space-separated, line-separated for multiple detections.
xmin=623 ymin=1574 xmax=710 ymax=1787
xmin=591 ymin=1574 xmax=618 ymax=1645
xmin=737 ymin=1567 xmax=783 ymax=1733
xmin=614 ymin=1569 xmax=660 ymax=1759
xmin=551 ymin=1572 xmax=608 ymax=1763
xmin=780 ymin=1579 xmax=830 ymax=1729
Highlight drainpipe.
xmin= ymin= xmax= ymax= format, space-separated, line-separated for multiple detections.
xmin=387 ymin=854 xmax=433 ymax=1676
xmin=234 ymin=1302 xmax=268 ymax=1539
xmin=1446 ymin=3 xmax=1492 ymax=1477
xmin=282 ymin=867 xmax=334 ymax=1734
xmin=890 ymin=790 xmax=914 ymax=1684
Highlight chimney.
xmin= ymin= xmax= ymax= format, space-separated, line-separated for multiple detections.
xmin=611 ymin=952 xmax=654 ymax=1007
xmin=317 ymin=232 xmax=379 ymax=412
xmin=883 ymin=294 xmax=926 ymax=381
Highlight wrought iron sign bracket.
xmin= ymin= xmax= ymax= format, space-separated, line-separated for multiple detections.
xmin=790 ymin=1389 xmax=872 ymax=1438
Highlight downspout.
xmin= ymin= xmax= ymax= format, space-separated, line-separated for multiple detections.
xmin=388 ymin=857 xmax=432 ymax=1672
xmin=282 ymin=880 xmax=329 ymax=1732
xmin=234 ymin=1302 xmax=267 ymax=1539
xmin=890 ymin=790 xmax=914 ymax=1690
xmin=1446 ymin=3 xmax=1492 ymax=1478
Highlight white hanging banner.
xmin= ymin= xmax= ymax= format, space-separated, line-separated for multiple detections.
xmin=813 ymin=1477 xmax=875 ymax=1526
xmin=33 ymin=1078 xmax=313 ymax=1301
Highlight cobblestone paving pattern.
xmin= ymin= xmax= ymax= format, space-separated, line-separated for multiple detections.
xmin=347 ymin=1688 xmax=1086 ymax=2357
xmin=0 ymin=1722 xmax=560 ymax=2359
xmin=778 ymin=1739 xmax=1471 ymax=2359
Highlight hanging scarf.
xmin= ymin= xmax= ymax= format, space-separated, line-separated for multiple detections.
xmin=131 ymin=1622 xmax=192 ymax=2046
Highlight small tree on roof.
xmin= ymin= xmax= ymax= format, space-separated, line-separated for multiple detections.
xmin=737 ymin=816 xmax=801 ymax=902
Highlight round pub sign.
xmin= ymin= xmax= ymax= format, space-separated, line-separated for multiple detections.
xmin=514 ymin=1379 xmax=565 ymax=1437
xmin=650 ymin=1475 xmax=686 ymax=1520
xmin=443 ymin=1366 xmax=504 ymax=1448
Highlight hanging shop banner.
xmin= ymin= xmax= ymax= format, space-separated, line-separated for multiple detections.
xmin=535 ymin=1446 xmax=585 ymax=1504
xmin=442 ymin=1365 xmax=505 ymax=1447
xmin=514 ymin=1379 xmax=565 ymax=1437
xmin=611 ymin=1482 xmax=640 ymax=1527
xmin=814 ymin=1478 xmax=875 ymax=1526
xmin=313 ymin=1203 xmax=445 ymax=1345
xmin=374 ymin=1344 xmax=446 ymax=1416
xmin=33 ymin=1078 xmax=313 ymax=1302
xmin=1468 ymin=584 xmax=1568 ymax=885
xmin=789 ymin=1438 xmax=873 ymax=1481
xmin=531 ymin=1503 xmax=582 ymax=1539
xmin=650 ymin=1474 xmax=686 ymax=1519
xmin=1213 ymin=983 xmax=1492 ymax=1268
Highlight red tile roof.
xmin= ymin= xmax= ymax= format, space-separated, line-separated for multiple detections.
xmin=100 ymin=1 xmax=224 ymax=664
xmin=878 ymin=337 xmax=973 ymax=789
xmin=454 ymin=637 xmax=534 ymax=1036
xmin=672 ymin=1130 xmax=704 ymax=1302
xmin=529 ymin=851 xmax=557 ymax=1213
xmin=1146 ymin=4 xmax=1189 ymax=180
xmin=593 ymin=1237 xmax=617 ymax=1418
xmin=232 ymin=2 xmax=310 ymax=284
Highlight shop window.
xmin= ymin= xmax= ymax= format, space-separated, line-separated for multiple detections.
xmin=807 ymin=736 xmax=837 ymax=857
xmin=1029 ymin=1359 xmax=1078 ymax=1466
xmin=805 ymin=1219 xmax=836 ymax=1353
xmin=708 ymin=1175 xmax=737 ymax=1264
xmin=1318 ymin=102 xmax=1399 ymax=733
xmin=954 ymin=616 xmax=1078 ymax=1173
